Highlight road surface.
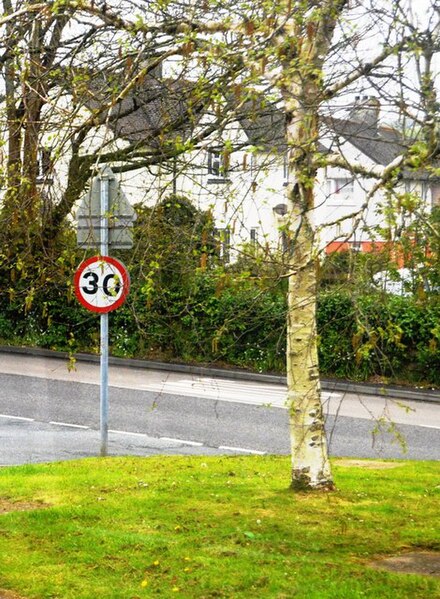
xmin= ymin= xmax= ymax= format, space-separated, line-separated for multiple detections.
xmin=0 ymin=353 xmax=439 ymax=465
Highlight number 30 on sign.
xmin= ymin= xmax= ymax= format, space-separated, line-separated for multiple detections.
xmin=74 ymin=256 xmax=130 ymax=313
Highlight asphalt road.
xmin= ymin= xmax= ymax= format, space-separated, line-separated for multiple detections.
xmin=0 ymin=353 xmax=439 ymax=464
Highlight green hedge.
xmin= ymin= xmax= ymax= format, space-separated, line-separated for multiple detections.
xmin=0 ymin=268 xmax=439 ymax=386
xmin=317 ymin=291 xmax=440 ymax=385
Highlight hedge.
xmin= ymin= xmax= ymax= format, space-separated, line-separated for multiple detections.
xmin=0 ymin=269 xmax=439 ymax=386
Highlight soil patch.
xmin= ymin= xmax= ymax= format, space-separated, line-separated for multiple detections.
xmin=0 ymin=591 xmax=27 ymax=599
xmin=0 ymin=498 xmax=47 ymax=514
xmin=370 ymin=551 xmax=440 ymax=577
xmin=337 ymin=459 xmax=402 ymax=470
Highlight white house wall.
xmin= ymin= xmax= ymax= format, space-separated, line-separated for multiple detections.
xmin=5 ymin=100 xmax=431 ymax=260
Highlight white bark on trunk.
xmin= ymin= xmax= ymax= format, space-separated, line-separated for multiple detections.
xmin=279 ymin=0 xmax=348 ymax=490
xmin=283 ymin=106 xmax=335 ymax=490
xmin=286 ymin=207 xmax=334 ymax=490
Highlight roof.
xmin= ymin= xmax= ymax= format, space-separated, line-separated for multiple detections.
xmin=235 ymin=100 xmax=287 ymax=152
xmin=81 ymin=76 xmax=437 ymax=179
xmin=82 ymin=71 xmax=203 ymax=149
xmin=323 ymin=116 xmax=406 ymax=166
xmin=233 ymin=97 xmax=407 ymax=166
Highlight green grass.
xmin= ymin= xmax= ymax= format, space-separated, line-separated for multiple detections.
xmin=0 ymin=456 xmax=439 ymax=598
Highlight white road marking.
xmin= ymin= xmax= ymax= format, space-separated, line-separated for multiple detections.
xmin=0 ymin=414 xmax=35 ymax=422
xmin=109 ymin=429 xmax=152 ymax=438
xmin=49 ymin=421 xmax=89 ymax=429
xmin=160 ymin=436 xmax=204 ymax=447
xmin=140 ymin=378 xmax=341 ymax=408
xmin=219 ymin=445 xmax=266 ymax=455
xmin=0 ymin=412 xmax=437 ymax=458
xmin=0 ymin=353 xmax=438 ymax=429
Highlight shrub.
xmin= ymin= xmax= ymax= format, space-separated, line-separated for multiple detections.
xmin=0 ymin=245 xmax=438 ymax=385
xmin=318 ymin=291 xmax=440 ymax=385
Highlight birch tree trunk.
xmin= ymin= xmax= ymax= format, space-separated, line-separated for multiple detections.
xmin=284 ymin=122 xmax=334 ymax=491
xmin=279 ymin=0 xmax=348 ymax=490
xmin=285 ymin=179 xmax=333 ymax=490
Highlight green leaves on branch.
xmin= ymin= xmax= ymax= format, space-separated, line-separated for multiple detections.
xmin=406 ymin=141 xmax=430 ymax=169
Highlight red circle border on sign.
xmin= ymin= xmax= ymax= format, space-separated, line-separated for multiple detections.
xmin=74 ymin=255 xmax=130 ymax=314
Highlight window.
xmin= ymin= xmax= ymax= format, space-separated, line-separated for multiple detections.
xmin=208 ymin=150 xmax=221 ymax=177
xmin=207 ymin=149 xmax=229 ymax=183
xmin=280 ymin=230 xmax=289 ymax=254
xmin=37 ymin=148 xmax=53 ymax=184
xmin=327 ymin=177 xmax=354 ymax=195
xmin=250 ymin=227 xmax=258 ymax=244
xmin=215 ymin=228 xmax=230 ymax=262
xmin=283 ymin=154 xmax=289 ymax=186
xmin=404 ymin=181 xmax=418 ymax=194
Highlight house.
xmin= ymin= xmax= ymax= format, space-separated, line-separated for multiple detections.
xmin=116 ymin=94 xmax=440 ymax=262
xmin=319 ymin=97 xmax=440 ymax=255
xmin=31 ymin=70 xmax=440 ymax=262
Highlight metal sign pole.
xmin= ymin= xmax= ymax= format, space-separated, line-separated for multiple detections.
xmin=100 ymin=170 xmax=110 ymax=457
xmin=76 ymin=165 xmax=136 ymax=456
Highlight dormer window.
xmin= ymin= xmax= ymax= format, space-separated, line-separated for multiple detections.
xmin=207 ymin=149 xmax=229 ymax=183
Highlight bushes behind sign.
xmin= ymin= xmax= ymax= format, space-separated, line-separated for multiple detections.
xmin=0 ymin=264 xmax=439 ymax=386
xmin=0 ymin=197 xmax=438 ymax=386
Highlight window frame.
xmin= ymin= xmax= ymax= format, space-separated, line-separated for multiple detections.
xmin=207 ymin=149 xmax=229 ymax=184
xmin=215 ymin=227 xmax=231 ymax=262
xmin=327 ymin=177 xmax=354 ymax=196
xmin=36 ymin=148 xmax=53 ymax=185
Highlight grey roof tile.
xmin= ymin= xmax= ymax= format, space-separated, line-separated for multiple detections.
xmin=82 ymin=77 xmax=438 ymax=180
xmin=324 ymin=116 xmax=407 ymax=166
xmin=84 ymin=72 xmax=202 ymax=148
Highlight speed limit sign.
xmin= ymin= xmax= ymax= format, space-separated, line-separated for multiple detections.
xmin=74 ymin=256 xmax=130 ymax=313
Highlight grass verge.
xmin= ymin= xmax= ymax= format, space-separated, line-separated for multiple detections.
xmin=0 ymin=456 xmax=439 ymax=598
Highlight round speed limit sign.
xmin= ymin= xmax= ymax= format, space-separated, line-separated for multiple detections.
xmin=74 ymin=256 xmax=130 ymax=313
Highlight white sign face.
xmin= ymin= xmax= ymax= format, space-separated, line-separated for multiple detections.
xmin=74 ymin=256 xmax=130 ymax=313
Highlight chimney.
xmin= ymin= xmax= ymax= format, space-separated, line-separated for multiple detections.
xmin=349 ymin=96 xmax=380 ymax=128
